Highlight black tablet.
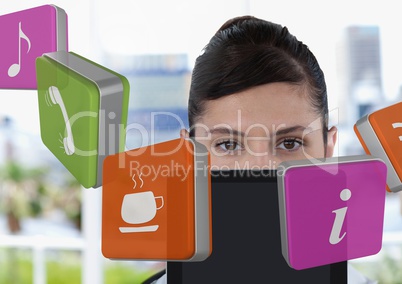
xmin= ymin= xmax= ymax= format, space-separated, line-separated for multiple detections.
xmin=167 ymin=170 xmax=347 ymax=284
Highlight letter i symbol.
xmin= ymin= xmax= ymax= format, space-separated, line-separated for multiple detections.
xmin=329 ymin=189 xmax=352 ymax=245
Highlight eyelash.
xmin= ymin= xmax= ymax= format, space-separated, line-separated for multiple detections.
xmin=213 ymin=137 xmax=303 ymax=153
xmin=214 ymin=139 xmax=244 ymax=153
xmin=276 ymin=138 xmax=304 ymax=151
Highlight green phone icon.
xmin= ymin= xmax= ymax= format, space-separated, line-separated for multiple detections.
xmin=36 ymin=51 xmax=130 ymax=188
xmin=46 ymin=85 xmax=75 ymax=155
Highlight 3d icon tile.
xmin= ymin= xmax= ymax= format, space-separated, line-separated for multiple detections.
xmin=277 ymin=155 xmax=387 ymax=270
xmin=102 ymin=138 xmax=212 ymax=261
xmin=354 ymin=102 xmax=402 ymax=192
xmin=0 ymin=5 xmax=68 ymax=89
xmin=36 ymin=51 xmax=130 ymax=188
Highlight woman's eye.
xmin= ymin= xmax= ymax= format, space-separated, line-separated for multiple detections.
xmin=216 ymin=140 xmax=242 ymax=152
xmin=277 ymin=138 xmax=303 ymax=151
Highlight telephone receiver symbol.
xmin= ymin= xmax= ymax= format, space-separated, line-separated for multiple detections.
xmin=48 ymin=86 xmax=75 ymax=155
xmin=392 ymin=122 xmax=402 ymax=141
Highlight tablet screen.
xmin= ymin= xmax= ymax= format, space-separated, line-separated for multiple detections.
xmin=167 ymin=170 xmax=347 ymax=284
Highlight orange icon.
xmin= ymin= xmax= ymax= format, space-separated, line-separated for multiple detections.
xmin=354 ymin=102 xmax=402 ymax=192
xmin=102 ymin=138 xmax=212 ymax=261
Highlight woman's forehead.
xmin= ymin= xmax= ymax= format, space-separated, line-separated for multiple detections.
xmin=198 ymin=82 xmax=318 ymax=131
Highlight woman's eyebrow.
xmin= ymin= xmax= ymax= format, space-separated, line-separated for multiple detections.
xmin=208 ymin=127 xmax=246 ymax=137
xmin=274 ymin=125 xmax=307 ymax=136
xmin=208 ymin=125 xmax=308 ymax=137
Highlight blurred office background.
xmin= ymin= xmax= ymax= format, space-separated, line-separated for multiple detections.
xmin=1 ymin=0 xmax=402 ymax=283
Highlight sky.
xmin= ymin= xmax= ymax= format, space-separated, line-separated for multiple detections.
xmin=1 ymin=0 xmax=402 ymax=135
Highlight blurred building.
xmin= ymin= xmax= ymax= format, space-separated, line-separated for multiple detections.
xmin=102 ymin=53 xmax=191 ymax=149
xmin=0 ymin=116 xmax=13 ymax=163
xmin=335 ymin=25 xmax=386 ymax=155
xmin=336 ymin=25 xmax=384 ymax=127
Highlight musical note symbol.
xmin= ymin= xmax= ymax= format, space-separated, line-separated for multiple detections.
xmin=8 ymin=21 xmax=31 ymax=77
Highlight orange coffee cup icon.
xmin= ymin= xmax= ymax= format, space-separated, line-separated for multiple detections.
xmin=119 ymin=191 xmax=164 ymax=233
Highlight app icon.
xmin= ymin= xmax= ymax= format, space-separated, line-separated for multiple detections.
xmin=119 ymin=189 xmax=164 ymax=233
xmin=36 ymin=51 xmax=130 ymax=188
xmin=354 ymin=101 xmax=402 ymax=192
xmin=119 ymin=172 xmax=165 ymax=233
xmin=277 ymin=155 xmax=387 ymax=270
xmin=102 ymin=138 xmax=212 ymax=261
xmin=0 ymin=5 xmax=68 ymax=89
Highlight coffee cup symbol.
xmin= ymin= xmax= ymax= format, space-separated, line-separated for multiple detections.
xmin=119 ymin=191 xmax=164 ymax=233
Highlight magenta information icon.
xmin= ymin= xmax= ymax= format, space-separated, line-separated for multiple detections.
xmin=0 ymin=5 xmax=68 ymax=89
xmin=277 ymin=155 xmax=387 ymax=270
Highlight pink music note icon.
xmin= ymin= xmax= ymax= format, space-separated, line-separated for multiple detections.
xmin=8 ymin=21 xmax=31 ymax=77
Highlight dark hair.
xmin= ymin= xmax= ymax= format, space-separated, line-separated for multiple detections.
xmin=188 ymin=16 xmax=328 ymax=145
